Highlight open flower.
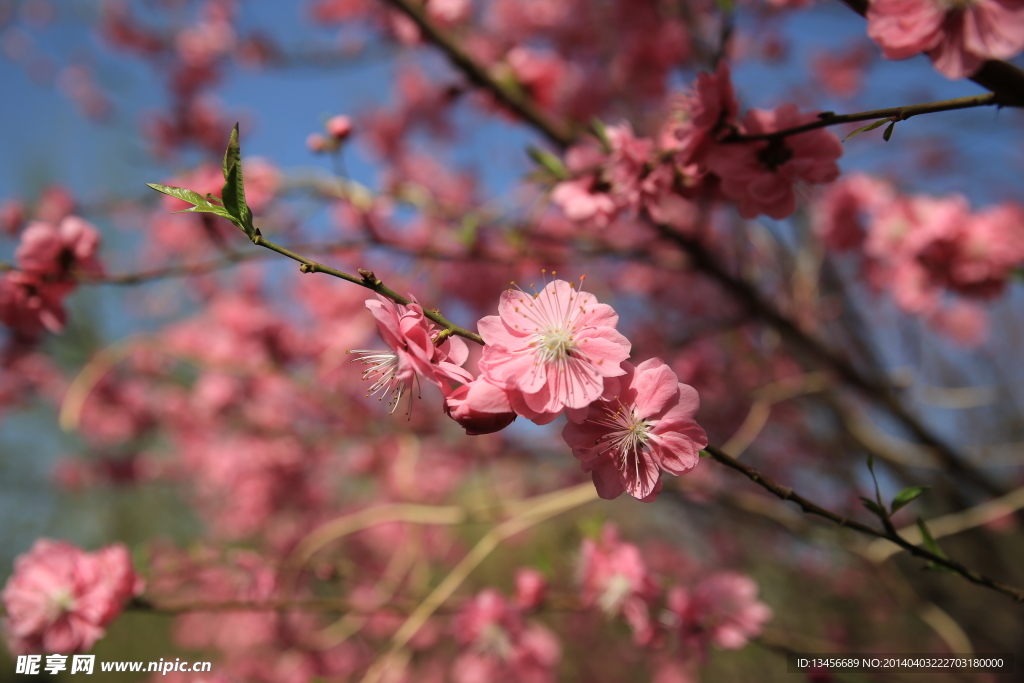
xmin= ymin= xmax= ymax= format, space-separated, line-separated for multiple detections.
xmin=2 ymin=540 xmax=139 ymax=654
xmin=867 ymin=0 xmax=1024 ymax=80
xmin=563 ymin=358 xmax=707 ymax=501
xmin=349 ymin=295 xmax=473 ymax=414
xmin=578 ymin=525 xmax=661 ymax=645
xmin=706 ymin=105 xmax=843 ymax=220
xmin=477 ymin=278 xmax=630 ymax=424
xmin=669 ymin=572 xmax=772 ymax=653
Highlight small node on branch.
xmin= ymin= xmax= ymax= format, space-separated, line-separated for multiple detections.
xmin=299 ymin=263 xmax=316 ymax=274
xmin=358 ymin=268 xmax=377 ymax=284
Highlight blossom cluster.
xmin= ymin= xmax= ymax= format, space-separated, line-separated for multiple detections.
xmin=352 ymin=279 xmax=708 ymax=502
xmin=815 ymin=174 xmax=1024 ymax=345
xmin=1 ymin=540 xmax=139 ymax=655
xmin=0 ymin=214 xmax=103 ymax=348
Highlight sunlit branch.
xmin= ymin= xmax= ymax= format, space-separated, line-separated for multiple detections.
xmin=704 ymin=444 xmax=1024 ymax=603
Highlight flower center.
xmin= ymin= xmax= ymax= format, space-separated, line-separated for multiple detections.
xmin=593 ymin=403 xmax=652 ymax=474
xmin=536 ymin=325 xmax=577 ymax=363
xmin=48 ymin=588 xmax=76 ymax=618
xmin=347 ymin=349 xmax=412 ymax=415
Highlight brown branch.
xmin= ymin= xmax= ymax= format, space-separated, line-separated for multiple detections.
xmin=703 ymin=445 xmax=1024 ymax=603
xmin=722 ymin=93 xmax=1000 ymax=143
xmin=379 ymin=0 xmax=574 ymax=149
xmin=660 ymin=227 xmax=1012 ymax=503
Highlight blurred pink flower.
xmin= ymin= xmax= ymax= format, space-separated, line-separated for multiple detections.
xmin=477 ymin=279 xmax=630 ymax=424
xmin=708 ymin=105 xmax=843 ymax=220
xmin=578 ymin=525 xmax=661 ymax=645
xmin=669 ymin=571 xmax=771 ymax=653
xmin=16 ymin=216 xmax=103 ymax=289
xmin=2 ymin=540 xmax=139 ymax=654
xmin=660 ymin=61 xmax=738 ymax=167
xmin=564 ymin=358 xmax=707 ymax=501
xmin=514 ymin=568 xmax=547 ymax=610
xmin=867 ymin=0 xmax=1024 ymax=79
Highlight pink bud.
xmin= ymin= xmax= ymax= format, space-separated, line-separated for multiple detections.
xmin=444 ymin=376 xmax=517 ymax=435
xmin=306 ymin=132 xmax=328 ymax=153
xmin=326 ymin=115 xmax=353 ymax=141
xmin=515 ymin=567 xmax=547 ymax=610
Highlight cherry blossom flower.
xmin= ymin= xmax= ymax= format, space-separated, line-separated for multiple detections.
xmin=866 ymin=0 xmax=1024 ymax=79
xmin=326 ymin=114 xmax=353 ymax=140
xmin=514 ymin=568 xmax=547 ymax=610
xmin=660 ymin=61 xmax=738 ymax=167
xmin=669 ymin=571 xmax=772 ymax=653
xmin=578 ymin=525 xmax=661 ymax=645
xmin=563 ymin=358 xmax=707 ymax=501
xmin=16 ymin=216 xmax=103 ymax=290
xmin=477 ymin=278 xmax=630 ymax=424
xmin=444 ymin=375 xmax=518 ymax=435
xmin=350 ymin=295 xmax=473 ymax=414
xmin=452 ymin=589 xmax=561 ymax=683
xmin=707 ymin=105 xmax=843 ymax=220
xmin=0 ymin=272 xmax=68 ymax=338
xmin=2 ymin=540 xmax=139 ymax=654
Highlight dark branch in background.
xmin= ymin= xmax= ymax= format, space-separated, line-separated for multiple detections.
xmin=703 ymin=445 xmax=1024 ymax=603
xmin=722 ymin=93 xmax=1001 ymax=143
xmin=379 ymin=0 xmax=575 ymax=148
xmin=660 ymin=228 xmax=1011 ymax=502
xmin=834 ymin=0 xmax=1024 ymax=107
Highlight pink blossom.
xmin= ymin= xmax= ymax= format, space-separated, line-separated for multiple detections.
xmin=514 ymin=568 xmax=547 ymax=610
xmin=669 ymin=571 xmax=772 ymax=652
xmin=16 ymin=217 xmax=103 ymax=288
xmin=2 ymin=540 xmax=138 ymax=654
xmin=660 ymin=61 xmax=739 ymax=167
xmin=452 ymin=589 xmax=560 ymax=683
xmin=814 ymin=174 xmax=896 ymax=252
xmin=550 ymin=177 xmax=618 ymax=227
xmin=1 ymin=199 xmax=24 ymax=235
xmin=578 ymin=525 xmax=661 ymax=645
xmin=927 ymin=302 xmax=989 ymax=347
xmin=444 ymin=375 xmax=517 ymax=435
xmin=306 ymin=132 xmax=328 ymax=153
xmin=477 ymin=279 xmax=630 ymax=424
xmin=707 ymin=105 xmax=843 ymax=219
xmin=350 ymin=295 xmax=473 ymax=413
xmin=326 ymin=114 xmax=353 ymax=140
xmin=866 ymin=0 xmax=1024 ymax=79
xmin=563 ymin=358 xmax=707 ymax=501
xmin=0 ymin=272 xmax=67 ymax=337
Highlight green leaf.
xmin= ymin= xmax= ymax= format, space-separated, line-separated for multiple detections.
xmin=882 ymin=121 xmax=895 ymax=142
xmin=589 ymin=117 xmax=611 ymax=151
xmin=699 ymin=449 xmax=710 ymax=458
xmin=916 ymin=517 xmax=947 ymax=559
xmin=218 ymin=123 xmax=256 ymax=237
xmin=527 ymin=147 xmax=569 ymax=181
xmin=146 ymin=183 xmax=209 ymax=206
xmin=860 ymin=496 xmax=886 ymax=519
xmin=146 ymin=183 xmax=234 ymax=220
xmin=891 ymin=486 xmax=929 ymax=514
xmin=842 ymin=118 xmax=889 ymax=142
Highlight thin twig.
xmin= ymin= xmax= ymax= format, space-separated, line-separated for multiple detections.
xmin=722 ymin=93 xmax=1000 ymax=143
xmin=704 ymin=444 xmax=1024 ymax=603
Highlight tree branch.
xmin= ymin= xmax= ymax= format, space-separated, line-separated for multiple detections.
xmin=722 ymin=93 xmax=1000 ymax=143
xmin=379 ymin=0 xmax=575 ymax=149
xmin=703 ymin=445 xmax=1024 ymax=603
